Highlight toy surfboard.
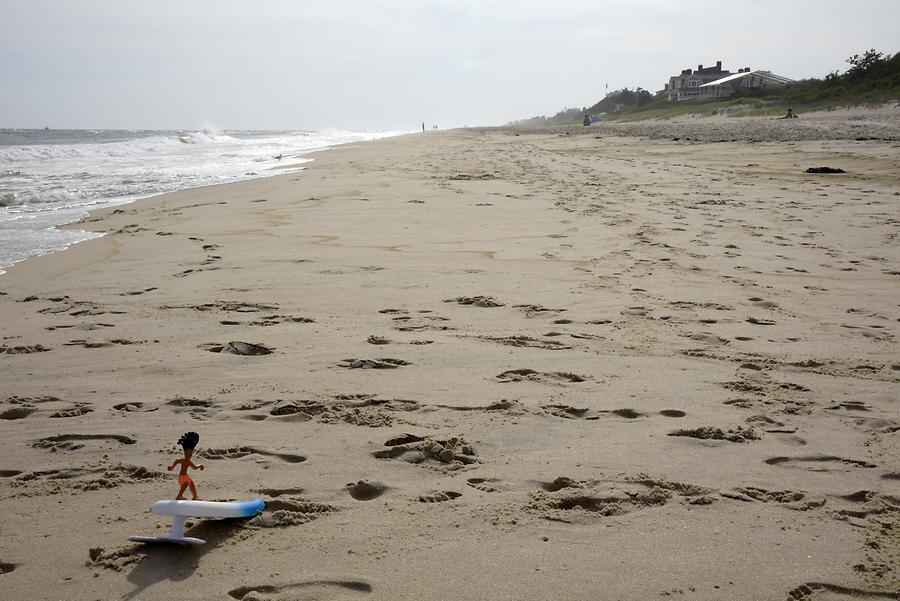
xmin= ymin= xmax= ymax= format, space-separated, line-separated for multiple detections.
xmin=129 ymin=497 xmax=265 ymax=545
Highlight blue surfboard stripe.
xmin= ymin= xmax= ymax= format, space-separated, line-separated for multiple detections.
xmin=235 ymin=497 xmax=266 ymax=517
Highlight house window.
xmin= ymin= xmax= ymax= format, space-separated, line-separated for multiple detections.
xmin=686 ymin=80 xmax=699 ymax=87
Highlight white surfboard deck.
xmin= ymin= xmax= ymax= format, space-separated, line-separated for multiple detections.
xmin=150 ymin=498 xmax=265 ymax=518
xmin=129 ymin=497 xmax=265 ymax=545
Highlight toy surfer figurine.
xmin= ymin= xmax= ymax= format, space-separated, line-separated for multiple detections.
xmin=168 ymin=432 xmax=204 ymax=500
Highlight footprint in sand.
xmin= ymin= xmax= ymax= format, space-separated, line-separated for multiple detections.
xmin=163 ymin=300 xmax=278 ymax=313
xmin=11 ymin=464 xmax=163 ymax=497
xmin=541 ymin=405 xmax=645 ymax=420
xmin=610 ymin=408 xmax=644 ymax=419
xmin=466 ymin=477 xmax=505 ymax=493
xmin=840 ymin=324 xmax=895 ymax=342
xmin=64 ymin=339 xmax=143 ymax=349
xmin=166 ymin=397 xmax=213 ymax=408
xmin=267 ymin=397 xmax=418 ymax=428
xmin=248 ymin=497 xmax=339 ymax=528
xmin=445 ymin=296 xmax=505 ymax=308
xmin=472 ymin=335 xmax=572 ymax=350
xmin=118 ymin=287 xmax=157 ymax=296
xmin=417 ymin=490 xmax=462 ymax=503
xmin=46 ymin=322 xmax=115 ymax=332
xmin=383 ymin=433 xmax=425 ymax=446
xmin=561 ymin=334 xmax=604 ymax=344
xmin=687 ymin=332 xmax=730 ymax=345
xmin=199 ymin=446 xmax=306 ymax=464
xmin=240 ymin=413 xmax=270 ymax=422
xmin=32 ymin=433 xmax=136 ymax=451
xmin=513 ymin=304 xmax=567 ymax=318
xmin=166 ymin=397 xmax=214 ymax=418
xmin=668 ymin=426 xmax=759 ymax=443
xmin=231 ymin=399 xmax=277 ymax=411
xmin=526 ymin=486 xmax=670 ymax=521
xmin=660 ymin=409 xmax=686 ymax=417
xmin=372 ymin=435 xmax=477 ymax=467
xmin=346 ymin=480 xmax=388 ymax=501
xmin=629 ymin=476 xmax=714 ymax=500
xmin=112 ymin=402 xmax=158 ymax=413
xmin=496 ymin=369 xmax=588 ymax=384
xmin=256 ymin=487 xmax=305 ymax=497
xmin=339 ymin=358 xmax=410 ymax=369
xmin=0 ymin=562 xmax=18 ymax=574
xmin=746 ymin=415 xmax=798 ymax=434
xmin=227 ymin=580 xmax=371 ymax=600
xmin=2 ymin=396 xmax=64 ymax=410
xmin=746 ymin=317 xmax=777 ymax=326
xmin=720 ymin=380 xmax=766 ymax=394
xmin=829 ymin=490 xmax=896 ymax=520
xmin=537 ymin=476 xmax=583 ymax=492
xmin=785 ymin=582 xmax=899 ymax=600
xmin=389 ymin=314 xmax=453 ymax=332
xmin=748 ymin=297 xmax=778 ymax=309
xmin=48 ymin=404 xmax=93 ymax=418
xmin=200 ymin=341 xmax=274 ymax=356
xmin=541 ymin=404 xmax=597 ymax=420
xmin=247 ymin=315 xmax=315 ymax=326
xmin=763 ymin=455 xmax=876 ymax=471
xmin=826 ymin=401 xmax=873 ymax=413
xmin=434 ymin=399 xmax=521 ymax=413
xmin=0 ymin=407 xmax=37 ymax=420
xmin=0 ymin=344 xmax=51 ymax=354
xmin=721 ymin=487 xmax=824 ymax=510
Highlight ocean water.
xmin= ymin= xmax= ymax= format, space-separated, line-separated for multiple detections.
xmin=0 ymin=128 xmax=405 ymax=272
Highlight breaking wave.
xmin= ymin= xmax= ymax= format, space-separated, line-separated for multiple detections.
xmin=0 ymin=127 xmax=408 ymax=270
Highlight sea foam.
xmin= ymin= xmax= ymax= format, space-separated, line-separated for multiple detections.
xmin=0 ymin=128 xmax=405 ymax=272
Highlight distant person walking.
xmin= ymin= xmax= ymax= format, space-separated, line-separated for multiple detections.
xmin=422 ymin=122 xmax=425 ymax=132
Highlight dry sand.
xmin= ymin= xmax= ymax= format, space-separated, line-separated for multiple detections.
xmin=1 ymin=107 xmax=899 ymax=601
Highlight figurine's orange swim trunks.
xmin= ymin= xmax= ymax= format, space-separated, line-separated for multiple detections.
xmin=178 ymin=474 xmax=193 ymax=486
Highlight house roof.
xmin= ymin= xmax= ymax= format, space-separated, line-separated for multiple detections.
xmin=700 ymin=70 xmax=794 ymax=87
xmin=672 ymin=71 xmax=731 ymax=80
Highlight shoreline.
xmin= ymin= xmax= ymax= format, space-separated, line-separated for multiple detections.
xmin=0 ymin=128 xmax=404 ymax=275
xmin=1 ymin=118 xmax=898 ymax=600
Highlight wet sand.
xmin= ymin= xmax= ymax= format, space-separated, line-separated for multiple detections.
xmin=1 ymin=107 xmax=898 ymax=600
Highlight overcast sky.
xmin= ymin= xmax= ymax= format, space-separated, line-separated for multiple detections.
xmin=2 ymin=0 xmax=897 ymax=130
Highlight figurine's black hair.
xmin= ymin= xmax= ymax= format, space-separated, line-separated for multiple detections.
xmin=177 ymin=431 xmax=200 ymax=450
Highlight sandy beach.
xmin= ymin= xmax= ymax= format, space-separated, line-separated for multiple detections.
xmin=1 ymin=108 xmax=899 ymax=600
